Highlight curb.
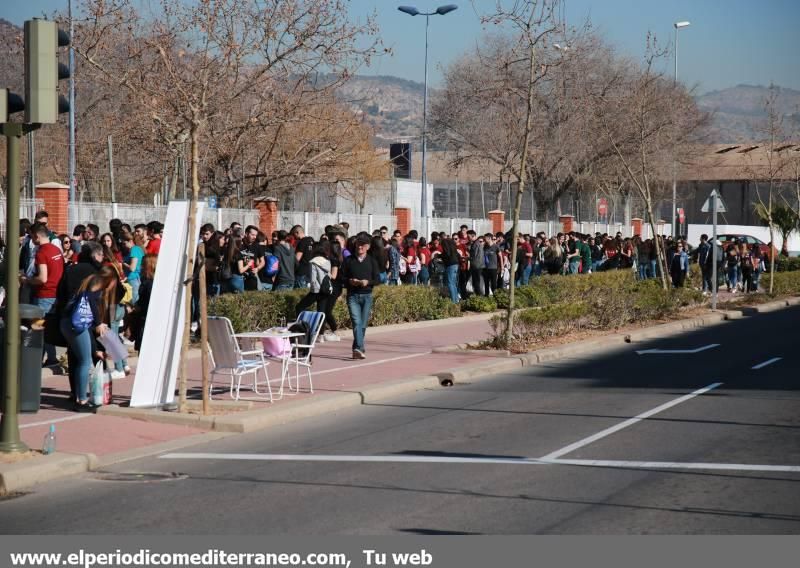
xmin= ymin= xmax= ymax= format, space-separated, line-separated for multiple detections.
xmin=0 ymin=452 xmax=96 ymax=496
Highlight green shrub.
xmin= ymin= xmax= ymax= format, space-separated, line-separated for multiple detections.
xmin=775 ymin=256 xmax=800 ymax=273
xmin=208 ymin=285 xmax=461 ymax=333
xmin=771 ymin=271 xmax=800 ymax=295
xmin=461 ymin=295 xmax=498 ymax=312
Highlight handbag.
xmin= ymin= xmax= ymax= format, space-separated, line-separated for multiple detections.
xmin=120 ymin=282 xmax=133 ymax=305
xmin=319 ymin=274 xmax=333 ymax=295
xmin=69 ymin=292 xmax=94 ymax=333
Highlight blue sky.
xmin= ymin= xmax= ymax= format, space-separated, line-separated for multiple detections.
xmin=3 ymin=0 xmax=798 ymax=93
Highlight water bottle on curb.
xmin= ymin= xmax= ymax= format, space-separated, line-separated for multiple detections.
xmin=42 ymin=424 xmax=57 ymax=455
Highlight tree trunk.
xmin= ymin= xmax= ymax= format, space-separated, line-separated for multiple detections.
xmin=177 ymin=123 xmax=201 ymax=412
xmin=199 ymin=241 xmax=210 ymax=414
xmin=503 ymin=41 xmax=537 ymax=348
xmin=646 ymin=200 xmax=670 ymax=290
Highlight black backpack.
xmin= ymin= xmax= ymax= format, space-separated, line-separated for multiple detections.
xmin=287 ymin=320 xmax=312 ymax=358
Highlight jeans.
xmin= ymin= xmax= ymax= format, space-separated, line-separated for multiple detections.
xmin=61 ymin=318 xmax=93 ymax=403
xmin=347 ymin=293 xmax=373 ymax=353
xmin=515 ymin=264 xmax=532 ymax=286
xmin=227 ymin=275 xmax=244 ymax=293
xmin=295 ymin=274 xmax=309 ymax=289
xmin=592 ymin=260 xmax=603 ymax=273
xmin=650 ymin=260 xmax=658 ymax=278
xmin=445 ymin=264 xmax=459 ymax=304
xmin=727 ymin=266 xmax=738 ymax=290
xmin=260 ymin=281 xmax=273 ymax=291
xmin=533 ymin=262 xmax=542 ymax=277
xmin=568 ymin=260 xmax=580 ymax=275
xmin=418 ymin=266 xmax=430 ymax=286
xmin=378 ymin=272 xmax=388 ymax=284
xmin=273 ymin=283 xmax=293 ymax=292
xmin=128 ymin=278 xmax=141 ymax=305
xmin=483 ymin=268 xmax=497 ymax=296
xmin=34 ymin=297 xmax=58 ymax=363
xmin=638 ymin=263 xmax=649 ymax=281
xmin=701 ymin=265 xmax=713 ymax=292
xmin=469 ymin=267 xmax=483 ymax=296
xmin=110 ymin=304 xmax=128 ymax=372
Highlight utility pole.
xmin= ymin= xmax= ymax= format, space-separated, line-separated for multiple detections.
xmin=27 ymin=131 xmax=35 ymax=201
xmin=68 ymin=0 xmax=77 ymax=227
xmin=107 ymin=135 xmax=116 ymax=218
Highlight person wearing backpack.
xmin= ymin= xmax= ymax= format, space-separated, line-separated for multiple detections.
xmin=57 ymin=257 xmax=121 ymax=411
xmin=295 ymin=241 xmax=333 ymax=323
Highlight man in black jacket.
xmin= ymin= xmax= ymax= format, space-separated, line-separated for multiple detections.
xmin=341 ymin=235 xmax=381 ymax=360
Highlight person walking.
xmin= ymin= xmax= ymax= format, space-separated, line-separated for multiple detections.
xmin=342 ymin=235 xmax=381 ymax=360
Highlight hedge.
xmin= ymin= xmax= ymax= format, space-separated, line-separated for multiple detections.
xmin=487 ymin=272 xmax=705 ymax=350
xmin=775 ymin=256 xmax=800 ymax=272
xmin=208 ymin=285 xmax=461 ymax=333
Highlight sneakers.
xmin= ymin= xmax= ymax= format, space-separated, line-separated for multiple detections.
xmin=109 ymin=370 xmax=126 ymax=380
xmin=323 ymin=331 xmax=341 ymax=342
xmin=352 ymin=349 xmax=366 ymax=360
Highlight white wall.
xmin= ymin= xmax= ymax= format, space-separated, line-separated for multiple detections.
xmin=687 ymin=224 xmax=800 ymax=253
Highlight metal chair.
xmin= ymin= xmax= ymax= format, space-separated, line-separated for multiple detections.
xmin=207 ymin=316 xmax=277 ymax=401
xmin=281 ymin=311 xmax=325 ymax=394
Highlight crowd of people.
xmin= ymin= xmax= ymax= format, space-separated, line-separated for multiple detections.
xmin=0 ymin=210 xmax=772 ymax=412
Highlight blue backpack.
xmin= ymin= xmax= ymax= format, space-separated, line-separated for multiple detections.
xmin=265 ymin=254 xmax=280 ymax=277
xmin=70 ymin=292 xmax=94 ymax=333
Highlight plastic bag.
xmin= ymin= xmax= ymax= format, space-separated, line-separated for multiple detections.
xmin=262 ymin=336 xmax=291 ymax=357
xmin=465 ymin=277 xmax=474 ymax=294
xmin=98 ymin=331 xmax=128 ymax=363
xmin=90 ymin=361 xmax=105 ymax=406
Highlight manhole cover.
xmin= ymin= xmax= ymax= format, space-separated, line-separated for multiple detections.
xmin=91 ymin=472 xmax=188 ymax=482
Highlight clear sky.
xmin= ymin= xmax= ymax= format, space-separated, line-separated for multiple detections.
xmin=3 ymin=0 xmax=798 ymax=94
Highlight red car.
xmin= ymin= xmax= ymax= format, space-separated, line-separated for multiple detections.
xmin=717 ymin=234 xmax=772 ymax=258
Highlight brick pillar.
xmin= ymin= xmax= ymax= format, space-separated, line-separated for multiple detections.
xmin=559 ymin=214 xmax=574 ymax=234
xmin=631 ymin=218 xmax=643 ymax=237
xmin=394 ymin=207 xmax=411 ymax=237
xmin=35 ymin=182 xmax=69 ymax=234
xmin=488 ymin=210 xmax=505 ymax=235
xmin=256 ymin=197 xmax=279 ymax=236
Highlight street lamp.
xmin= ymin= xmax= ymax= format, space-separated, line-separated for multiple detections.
xmin=398 ymin=4 xmax=458 ymax=219
xmin=672 ymin=20 xmax=690 ymax=238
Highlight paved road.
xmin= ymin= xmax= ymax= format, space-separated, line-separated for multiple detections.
xmin=2 ymin=307 xmax=798 ymax=534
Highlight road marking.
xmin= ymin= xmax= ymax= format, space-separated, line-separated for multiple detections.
xmin=159 ymin=452 xmax=800 ymax=474
xmin=160 ymin=452 xmax=549 ymax=465
xmin=552 ymin=458 xmax=800 ymax=473
xmin=751 ymin=357 xmax=782 ymax=370
xmin=636 ymin=343 xmax=720 ymax=355
xmin=20 ymin=414 xmax=91 ymax=429
xmin=309 ymin=351 xmax=431 ymax=377
xmin=539 ymin=382 xmax=723 ymax=460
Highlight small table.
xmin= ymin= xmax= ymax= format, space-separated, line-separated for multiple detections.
xmin=233 ymin=330 xmax=304 ymax=396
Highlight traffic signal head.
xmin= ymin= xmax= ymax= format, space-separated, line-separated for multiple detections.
xmin=24 ymin=19 xmax=70 ymax=124
xmin=0 ymin=89 xmax=26 ymax=123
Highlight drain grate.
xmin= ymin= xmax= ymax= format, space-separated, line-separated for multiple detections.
xmin=91 ymin=472 xmax=188 ymax=483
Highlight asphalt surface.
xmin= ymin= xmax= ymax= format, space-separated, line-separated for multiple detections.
xmin=1 ymin=307 xmax=798 ymax=534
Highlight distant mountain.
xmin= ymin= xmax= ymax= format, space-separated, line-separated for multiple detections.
xmin=334 ymin=74 xmax=428 ymax=144
xmin=3 ymin=14 xmax=797 ymax=145
xmin=696 ymin=84 xmax=800 ymax=142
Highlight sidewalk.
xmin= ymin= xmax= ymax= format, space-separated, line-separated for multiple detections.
xmin=9 ymin=314 xmax=499 ymax=458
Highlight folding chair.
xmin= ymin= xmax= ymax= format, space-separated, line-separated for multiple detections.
xmin=282 ymin=311 xmax=325 ymax=394
xmin=207 ymin=316 xmax=277 ymax=401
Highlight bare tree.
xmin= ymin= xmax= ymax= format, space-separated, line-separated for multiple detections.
xmin=74 ymin=0 xmax=383 ymax=411
xmin=590 ymin=37 xmax=708 ymax=290
xmin=748 ymin=85 xmax=792 ymax=292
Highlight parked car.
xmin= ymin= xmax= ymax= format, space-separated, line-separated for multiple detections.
xmin=717 ymin=234 xmax=772 ymax=257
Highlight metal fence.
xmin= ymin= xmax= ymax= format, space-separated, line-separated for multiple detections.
xmin=68 ymin=201 xmax=258 ymax=232
xmin=0 ymin=198 xmax=45 ymax=237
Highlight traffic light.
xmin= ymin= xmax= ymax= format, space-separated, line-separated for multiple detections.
xmin=24 ymin=19 xmax=70 ymax=124
xmin=0 ymin=89 xmax=26 ymax=123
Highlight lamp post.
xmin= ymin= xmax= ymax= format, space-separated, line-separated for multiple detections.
xmin=398 ymin=4 xmax=458 ymax=219
xmin=672 ymin=20 xmax=690 ymax=238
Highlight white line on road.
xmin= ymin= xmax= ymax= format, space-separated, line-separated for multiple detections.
xmin=20 ymin=414 xmax=92 ymax=429
xmin=751 ymin=357 xmax=782 ymax=370
xmin=309 ymin=351 xmax=431 ymax=377
xmin=160 ymin=452 xmax=548 ymax=466
xmin=636 ymin=344 xmax=720 ymax=355
xmin=539 ymin=382 xmax=723 ymax=460
xmin=551 ymin=458 xmax=800 ymax=473
xmin=159 ymin=452 xmax=800 ymax=473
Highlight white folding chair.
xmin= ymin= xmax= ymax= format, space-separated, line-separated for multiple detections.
xmin=281 ymin=311 xmax=325 ymax=394
xmin=207 ymin=316 xmax=277 ymax=402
